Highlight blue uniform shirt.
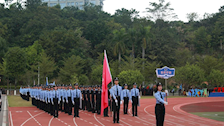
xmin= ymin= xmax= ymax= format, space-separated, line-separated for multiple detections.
xmin=154 ymin=91 xmax=166 ymax=104
xmin=72 ymin=89 xmax=81 ymax=102
xmin=111 ymin=85 xmax=122 ymax=100
xmin=130 ymin=88 xmax=139 ymax=101
xmin=121 ymin=89 xmax=130 ymax=101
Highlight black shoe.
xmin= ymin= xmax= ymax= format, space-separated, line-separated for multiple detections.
xmin=117 ymin=121 xmax=119 ymax=123
xmin=135 ymin=115 xmax=138 ymax=116
xmin=104 ymin=115 xmax=109 ymax=117
xmin=77 ymin=116 xmax=80 ymax=118
xmin=113 ymin=121 xmax=116 ymax=124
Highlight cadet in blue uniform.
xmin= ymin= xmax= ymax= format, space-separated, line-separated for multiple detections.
xmin=53 ymin=86 xmax=59 ymax=118
xmin=121 ymin=84 xmax=130 ymax=114
xmin=67 ymin=84 xmax=73 ymax=115
xmin=111 ymin=77 xmax=123 ymax=123
xmin=154 ymin=83 xmax=168 ymax=126
xmin=72 ymin=83 xmax=81 ymax=117
xmin=130 ymin=83 xmax=139 ymax=116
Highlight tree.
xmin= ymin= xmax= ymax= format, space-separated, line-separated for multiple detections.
xmin=113 ymin=28 xmax=126 ymax=71
xmin=39 ymin=51 xmax=57 ymax=83
xmin=175 ymin=63 xmax=205 ymax=88
xmin=146 ymin=0 xmax=177 ymax=21
xmin=0 ymin=37 xmax=8 ymax=63
xmin=4 ymin=47 xmax=26 ymax=87
xmin=59 ymin=55 xmax=84 ymax=84
xmin=186 ymin=12 xmax=199 ymax=22
xmin=196 ymin=55 xmax=224 ymax=77
xmin=118 ymin=70 xmax=144 ymax=86
xmin=208 ymin=69 xmax=224 ymax=87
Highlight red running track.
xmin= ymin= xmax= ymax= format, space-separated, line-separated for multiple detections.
xmin=9 ymin=97 xmax=224 ymax=126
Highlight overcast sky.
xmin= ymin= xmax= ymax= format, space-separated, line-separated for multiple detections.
xmin=0 ymin=0 xmax=224 ymax=22
xmin=103 ymin=0 xmax=224 ymax=22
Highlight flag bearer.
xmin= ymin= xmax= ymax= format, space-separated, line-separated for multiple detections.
xmin=111 ymin=77 xmax=122 ymax=124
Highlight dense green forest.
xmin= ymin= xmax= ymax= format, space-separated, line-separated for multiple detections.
xmin=0 ymin=0 xmax=224 ymax=89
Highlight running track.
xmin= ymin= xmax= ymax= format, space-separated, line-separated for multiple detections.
xmin=9 ymin=97 xmax=224 ymax=126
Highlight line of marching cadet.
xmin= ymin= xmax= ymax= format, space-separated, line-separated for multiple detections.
xmin=20 ymin=77 xmax=140 ymax=124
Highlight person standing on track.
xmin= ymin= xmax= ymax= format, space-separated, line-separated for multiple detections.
xmin=154 ymin=83 xmax=168 ymax=126
xmin=72 ymin=83 xmax=81 ymax=118
xmin=67 ymin=84 xmax=73 ymax=115
xmin=130 ymin=83 xmax=139 ymax=116
xmin=121 ymin=84 xmax=130 ymax=115
xmin=92 ymin=85 xmax=97 ymax=113
xmin=63 ymin=85 xmax=68 ymax=113
xmin=111 ymin=77 xmax=122 ymax=123
xmin=83 ymin=86 xmax=87 ymax=111
xmin=96 ymin=85 xmax=101 ymax=115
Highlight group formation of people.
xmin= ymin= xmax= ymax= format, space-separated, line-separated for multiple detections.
xmin=187 ymin=88 xmax=207 ymax=97
xmin=19 ymin=77 xmax=141 ymax=124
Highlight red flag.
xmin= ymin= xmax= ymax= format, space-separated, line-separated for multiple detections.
xmin=101 ymin=50 xmax=112 ymax=115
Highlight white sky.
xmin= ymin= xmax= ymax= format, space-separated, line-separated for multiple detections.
xmin=0 ymin=0 xmax=224 ymax=22
xmin=103 ymin=0 xmax=224 ymax=22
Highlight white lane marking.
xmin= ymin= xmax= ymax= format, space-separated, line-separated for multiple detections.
xmin=128 ymin=106 xmax=156 ymax=125
xmin=48 ymin=116 xmax=54 ymax=126
xmin=120 ymin=120 xmax=132 ymax=126
xmin=9 ymin=111 xmax=13 ymax=126
xmin=89 ymin=122 xmax=93 ymax=124
xmin=27 ymin=111 xmax=42 ymax=126
xmin=21 ymin=112 xmax=44 ymax=126
xmin=73 ymin=117 xmax=78 ymax=126
xmin=94 ymin=113 xmax=105 ymax=126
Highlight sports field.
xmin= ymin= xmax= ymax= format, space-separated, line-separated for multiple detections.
xmin=8 ymin=96 xmax=224 ymax=126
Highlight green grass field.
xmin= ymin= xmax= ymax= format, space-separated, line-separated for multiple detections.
xmin=191 ymin=112 xmax=224 ymax=122
xmin=7 ymin=95 xmax=33 ymax=107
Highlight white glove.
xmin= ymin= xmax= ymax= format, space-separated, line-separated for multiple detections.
xmin=139 ymin=96 xmax=141 ymax=99
xmin=165 ymin=90 xmax=168 ymax=94
xmin=52 ymin=102 xmax=54 ymax=105
xmin=164 ymin=101 xmax=168 ymax=105
xmin=72 ymin=101 xmax=75 ymax=105
xmin=63 ymin=99 xmax=65 ymax=102
xmin=66 ymin=100 xmax=68 ymax=103
xmin=115 ymin=99 xmax=118 ymax=103
xmin=131 ymin=100 xmax=132 ymax=103
xmin=58 ymin=101 xmax=60 ymax=104
xmin=120 ymin=101 xmax=123 ymax=104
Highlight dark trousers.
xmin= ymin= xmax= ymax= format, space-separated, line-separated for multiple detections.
xmin=59 ymin=97 xmax=63 ymax=111
xmin=155 ymin=104 xmax=165 ymax=126
xmin=74 ymin=98 xmax=80 ymax=117
xmin=96 ymin=100 xmax=101 ymax=114
xmin=123 ymin=97 xmax=129 ymax=114
xmin=104 ymin=107 xmax=108 ymax=116
xmin=50 ymin=100 xmax=53 ymax=115
xmin=112 ymin=96 xmax=120 ymax=123
xmin=64 ymin=98 xmax=67 ymax=113
xmin=83 ymin=99 xmax=87 ymax=110
xmin=68 ymin=97 xmax=72 ymax=115
xmin=92 ymin=100 xmax=96 ymax=113
xmin=87 ymin=98 xmax=92 ymax=111
xmin=132 ymin=96 xmax=138 ymax=116
xmin=82 ymin=100 xmax=85 ymax=110
xmin=53 ymin=98 xmax=59 ymax=117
